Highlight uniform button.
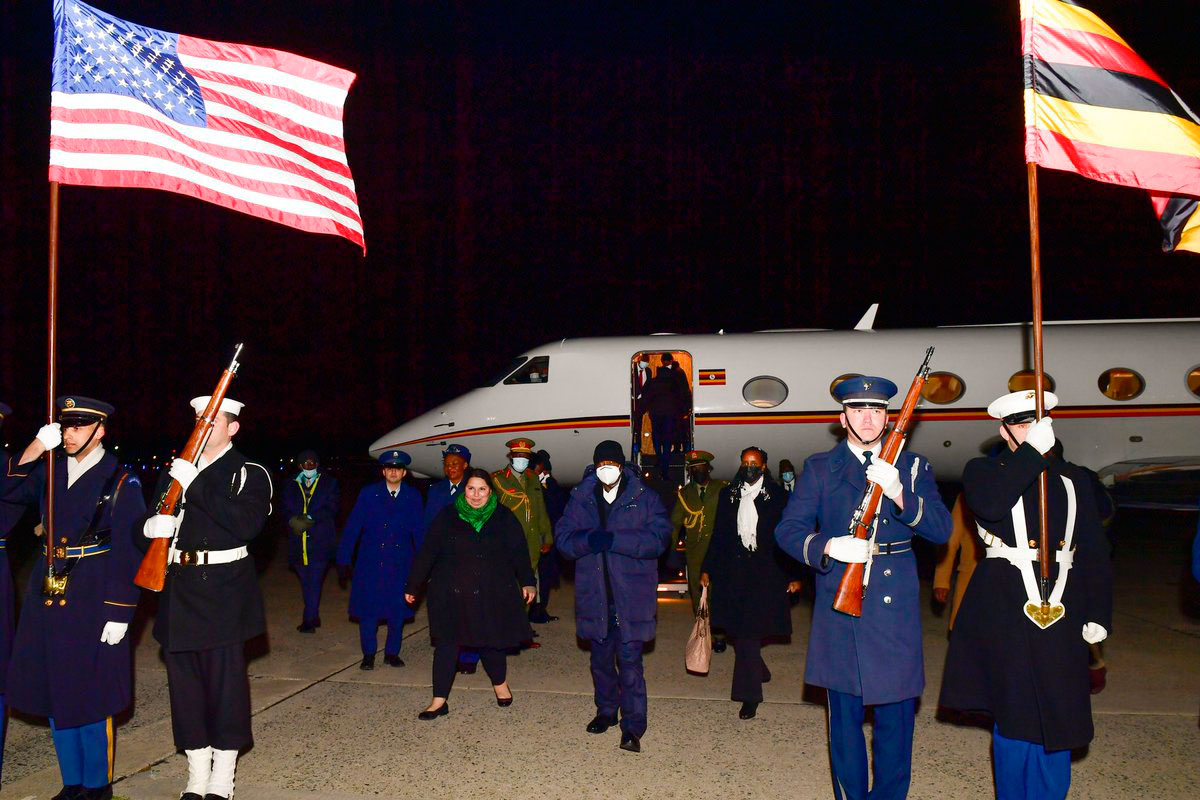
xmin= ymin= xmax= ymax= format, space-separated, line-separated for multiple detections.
xmin=883 ymin=568 xmax=892 ymax=577
xmin=883 ymin=596 xmax=893 ymax=604
xmin=882 ymin=519 xmax=888 ymax=525
xmin=60 ymin=537 xmax=68 ymax=544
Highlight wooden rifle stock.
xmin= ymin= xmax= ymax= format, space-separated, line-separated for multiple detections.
xmin=831 ymin=347 xmax=933 ymax=617
xmin=133 ymin=344 xmax=244 ymax=591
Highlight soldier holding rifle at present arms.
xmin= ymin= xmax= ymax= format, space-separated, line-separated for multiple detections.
xmin=141 ymin=396 xmax=272 ymax=800
xmin=939 ymin=391 xmax=1112 ymax=800
xmin=4 ymin=397 xmax=145 ymax=800
xmin=776 ymin=376 xmax=951 ymax=800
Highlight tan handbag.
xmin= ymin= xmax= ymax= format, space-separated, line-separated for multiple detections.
xmin=685 ymin=585 xmax=712 ymax=674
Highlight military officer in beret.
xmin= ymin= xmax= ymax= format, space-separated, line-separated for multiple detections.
xmin=4 ymin=397 xmax=145 ymax=800
xmin=281 ymin=449 xmax=340 ymax=633
xmin=492 ymin=438 xmax=553 ymax=628
xmin=337 ymin=450 xmax=424 ymax=670
xmin=940 ymin=391 xmax=1112 ymax=800
xmin=140 ymin=396 xmax=272 ymax=800
xmin=670 ymin=451 xmax=728 ymax=627
xmin=0 ymin=401 xmax=22 ymax=783
xmin=776 ymin=376 xmax=951 ymax=800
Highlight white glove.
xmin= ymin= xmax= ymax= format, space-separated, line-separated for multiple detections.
xmin=1081 ymin=622 xmax=1108 ymax=644
xmin=1025 ymin=416 xmax=1056 ymax=455
xmin=143 ymin=514 xmax=177 ymax=539
xmin=100 ymin=621 xmax=128 ymax=646
xmin=169 ymin=458 xmax=199 ymax=492
xmin=36 ymin=423 xmax=62 ymax=450
xmin=826 ymin=535 xmax=870 ymax=564
xmin=866 ymin=460 xmax=903 ymax=500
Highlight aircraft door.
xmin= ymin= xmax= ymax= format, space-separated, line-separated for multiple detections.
xmin=631 ymin=350 xmax=693 ymax=480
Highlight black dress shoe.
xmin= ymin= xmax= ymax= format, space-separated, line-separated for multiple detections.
xmin=180 ymin=793 xmax=204 ymax=800
xmin=712 ymin=638 xmax=727 ymax=653
xmin=313 ymin=616 xmax=322 ymax=628
xmin=360 ymin=654 xmax=375 ymax=670
xmin=83 ymin=788 xmax=112 ymax=800
xmin=456 ymin=660 xmax=477 ymax=674
xmin=586 ymin=713 xmax=618 ymax=734
xmin=418 ymin=703 xmax=449 ymax=720
xmin=203 ymin=795 xmax=231 ymax=800
xmin=52 ymin=786 xmax=84 ymax=800
xmin=762 ymin=664 xmax=772 ymax=684
xmin=739 ymin=701 xmax=759 ymax=719
xmin=384 ymin=654 xmax=405 ymax=667
xmin=619 ymin=732 xmax=641 ymax=753
xmin=297 ymin=621 xmax=317 ymax=633
xmin=495 ymin=689 xmax=514 ymax=707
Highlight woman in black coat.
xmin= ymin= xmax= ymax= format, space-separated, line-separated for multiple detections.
xmin=405 ymin=469 xmax=536 ymax=719
xmin=701 ymin=447 xmax=801 ymax=719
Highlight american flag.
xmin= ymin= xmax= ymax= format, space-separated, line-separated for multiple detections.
xmin=49 ymin=0 xmax=364 ymax=252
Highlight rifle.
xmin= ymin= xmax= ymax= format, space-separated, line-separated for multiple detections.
xmin=133 ymin=344 xmax=244 ymax=591
xmin=831 ymin=347 xmax=933 ymax=617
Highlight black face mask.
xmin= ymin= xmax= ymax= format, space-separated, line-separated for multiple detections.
xmin=740 ymin=465 xmax=764 ymax=483
xmin=689 ymin=469 xmax=710 ymax=485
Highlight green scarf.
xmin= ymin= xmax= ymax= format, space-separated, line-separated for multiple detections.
xmin=455 ymin=491 xmax=498 ymax=532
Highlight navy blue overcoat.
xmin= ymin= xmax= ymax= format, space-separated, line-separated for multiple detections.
xmin=337 ymin=481 xmax=424 ymax=621
xmin=422 ymin=477 xmax=465 ymax=532
xmin=775 ymin=442 xmax=951 ymax=705
xmin=3 ymin=452 xmax=145 ymax=727
xmin=280 ymin=472 xmax=340 ymax=568
xmin=0 ymin=456 xmax=26 ymax=694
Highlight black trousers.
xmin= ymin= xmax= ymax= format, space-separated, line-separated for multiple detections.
xmin=432 ymin=643 xmax=507 ymax=698
xmin=731 ymin=637 xmax=769 ymax=703
xmin=165 ymin=644 xmax=252 ymax=751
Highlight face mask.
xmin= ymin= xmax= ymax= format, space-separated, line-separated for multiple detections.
xmin=689 ymin=470 xmax=709 ymax=485
xmin=742 ymin=466 xmax=764 ymax=483
xmin=537 ymin=472 xmax=548 ymax=486
xmin=596 ymin=465 xmax=621 ymax=485
xmin=301 ymin=468 xmax=317 ymax=480
xmin=781 ymin=471 xmax=794 ymax=482
xmin=511 ymin=457 xmax=529 ymax=473
xmin=638 ymin=361 xmax=648 ymax=371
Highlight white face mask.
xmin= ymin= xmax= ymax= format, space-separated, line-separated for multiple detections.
xmin=511 ymin=457 xmax=529 ymax=473
xmin=596 ymin=465 xmax=621 ymax=485
xmin=638 ymin=361 xmax=648 ymax=371
xmin=300 ymin=468 xmax=317 ymax=480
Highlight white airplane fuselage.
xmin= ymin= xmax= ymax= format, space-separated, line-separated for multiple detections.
xmin=370 ymin=320 xmax=1200 ymax=483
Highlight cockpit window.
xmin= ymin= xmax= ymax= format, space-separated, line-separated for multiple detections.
xmin=504 ymin=356 xmax=550 ymax=385
xmin=487 ymin=357 xmax=528 ymax=386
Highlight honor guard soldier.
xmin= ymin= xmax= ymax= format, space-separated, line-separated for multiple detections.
xmin=939 ymin=391 xmax=1112 ymax=800
xmin=491 ymin=438 xmax=553 ymax=624
xmin=3 ymin=397 xmax=146 ymax=800
xmin=140 ymin=396 xmax=272 ymax=800
xmin=776 ymin=376 xmax=951 ymax=800
xmin=0 ymin=401 xmax=23 ymax=782
xmin=337 ymin=450 xmax=424 ymax=670
xmin=670 ymin=450 xmax=728 ymax=622
xmin=281 ymin=449 xmax=340 ymax=632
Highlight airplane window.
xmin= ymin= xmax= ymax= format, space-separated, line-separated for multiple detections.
xmin=1187 ymin=366 xmax=1200 ymax=398
xmin=488 ymin=356 xmax=528 ymax=386
xmin=829 ymin=373 xmax=861 ymax=401
xmin=921 ymin=371 xmax=965 ymax=404
xmin=1007 ymin=369 xmax=1056 ymax=392
xmin=504 ymin=356 xmax=550 ymax=385
xmin=743 ymin=376 xmax=788 ymax=408
xmin=1097 ymin=367 xmax=1144 ymax=401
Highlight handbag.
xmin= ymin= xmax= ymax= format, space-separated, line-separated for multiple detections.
xmin=684 ymin=585 xmax=712 ymax=674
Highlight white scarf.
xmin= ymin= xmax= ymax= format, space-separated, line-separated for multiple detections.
xmin=736 ymin=478 xmax=764 ymax=551
xmin=66 ymin=445 xmax=105 ymax=488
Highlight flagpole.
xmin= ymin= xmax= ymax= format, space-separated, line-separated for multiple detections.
xmin=46 ymin=181 xmax=59 ymax=593
xmin=1025 ymin=162 xmax=1051 ymax=608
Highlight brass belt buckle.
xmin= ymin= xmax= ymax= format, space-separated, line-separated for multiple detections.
xmin=179 ymin=550 xmax=194 ymax=566
xmin=54 ymin=546 xmax=68 ymax=559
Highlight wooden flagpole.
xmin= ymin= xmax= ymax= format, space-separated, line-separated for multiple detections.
xmin=1025 ymin=162 xmax=1052 ymax=610
xmin=46 ymin=181 xmax=59 ymax=594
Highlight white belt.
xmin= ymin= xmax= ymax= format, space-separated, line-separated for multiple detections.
xmin=169 ymin=546 xmax=249 ymax=566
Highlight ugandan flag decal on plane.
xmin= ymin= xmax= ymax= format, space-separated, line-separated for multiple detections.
xmin=1021 ymin=0 xmax=1200 ymax=253
xmin=699 ymin=369 xmax=726 ymax=386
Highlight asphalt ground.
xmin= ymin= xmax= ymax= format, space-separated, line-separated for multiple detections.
xmin=0 ymin=507 xmax=1196 ymax=800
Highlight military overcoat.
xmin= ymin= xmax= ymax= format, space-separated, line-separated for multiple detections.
xmin=491 ymin=467 xmax=552 ymax=571
xmin=670 ymin=478 xmax=728 ymax=614
xmin=337 ymin=480 xmax=424 ymax=622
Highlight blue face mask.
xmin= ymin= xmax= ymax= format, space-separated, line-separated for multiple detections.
xmin=511 ymin=457 xmax=529 ymax=473
xmin=781 ymin=471 xmax=795 ymax=482
xmin=301 ymin=468 xmax=317 ymax=480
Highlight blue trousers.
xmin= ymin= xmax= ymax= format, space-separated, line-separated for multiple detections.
xmin=590 ymin=626 xmax=647 ymax=737
xmin=359 ymin=618 xmax=405 ymax=657
xmin=650 ymin=414 xmax=676 ymax=478
xmin=826 ymin=690 xmax=915 ymax=800
xmin=50 ymin=716 xmax=112 ymax=789
xmin=993 ymin=725 xmax=1071 ymax=800
xmin=295 ymin=560 xmax=330 ymax=623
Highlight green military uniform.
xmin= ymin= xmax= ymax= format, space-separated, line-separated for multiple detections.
xmin=492 ymin=438 xmax=553 ymax=571
xmin=671 ymin=451 xmax=728 ymax=614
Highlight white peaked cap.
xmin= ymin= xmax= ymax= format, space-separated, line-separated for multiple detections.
xmin=190 ymin=395 xmax=245 ymax=417
xmin=987 ymin=389 xmax=1059 ymax=421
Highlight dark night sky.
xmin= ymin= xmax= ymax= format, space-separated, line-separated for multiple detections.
xmin=2 ymin=1 xmax=1197 ymax=457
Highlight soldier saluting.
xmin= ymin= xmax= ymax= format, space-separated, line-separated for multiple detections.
xmin=140 ymin=396 xmax=272 ymax=800
xmin=939 ymin=391 xmax=1112 ymax=800
xmin=3 ymin=397 xmax=145 ymax=800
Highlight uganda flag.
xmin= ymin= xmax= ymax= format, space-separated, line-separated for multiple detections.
xmin=1023 ymin=0 xmax=1200 ymax=253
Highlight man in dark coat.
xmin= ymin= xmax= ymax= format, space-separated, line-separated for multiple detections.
xmin=140 ymin=395 xmax=272 ymax=800
xmin=337 ymin=450 xmax=424 ymax=670
xmin=5 ymin=396 xmax=145 ymax=800
xmin=700 ymin=446 xmax=801 ymax=719
xmin=0 ymin=401 xmax=24 ymax=784
xmin=280 ymin=449 xmax=340 ymax=633
xmin=555 ymin=441 xmax=671 ymax=754
xmin=776 ymin=376 xmax=952 ymax=800
xmin=641 ymin=354 xmax=690 ymax=480
xmin=939 ymin=390 xmax=1112 ymax=800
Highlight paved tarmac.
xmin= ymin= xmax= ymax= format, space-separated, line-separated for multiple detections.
xmin=1 ymin=509 xmax=1197 ymax=800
